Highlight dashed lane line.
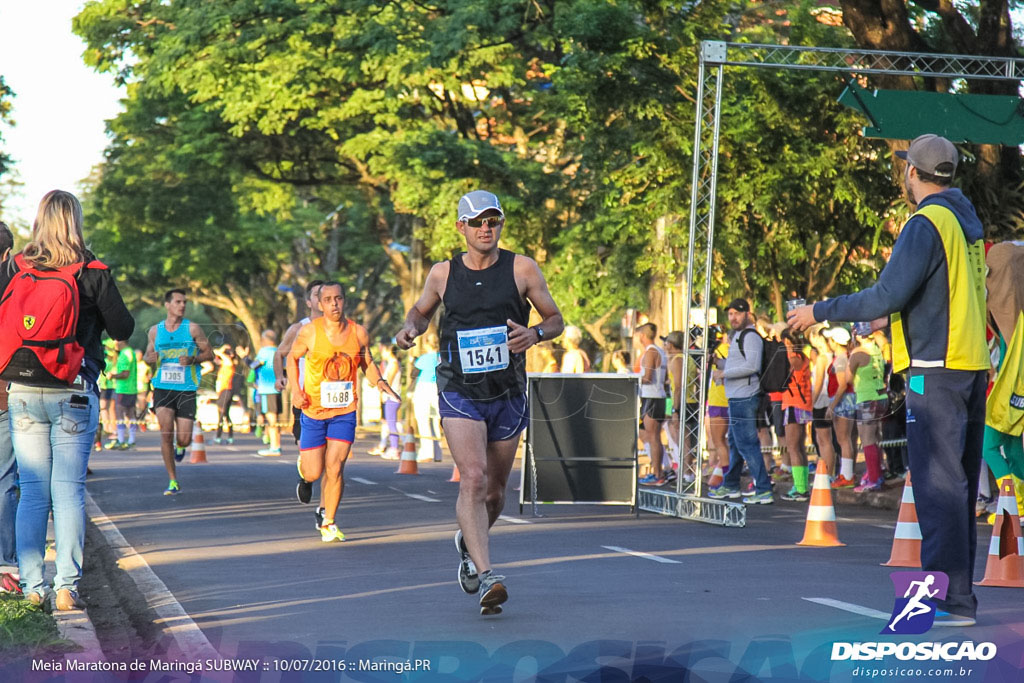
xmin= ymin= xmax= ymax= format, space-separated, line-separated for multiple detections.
xmin=803 ymin=597 xmax=890 ymax=620
xmin=388 ymin=487 xmax=441 ymax=503
xmin=498 ymin=515 xmax=532 ymax=524
xmin=601 ymin=545 xmax=682 ymax=564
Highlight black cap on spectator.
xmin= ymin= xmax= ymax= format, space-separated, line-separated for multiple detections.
xmin=726 ymin=298 xmax=750 ymax=313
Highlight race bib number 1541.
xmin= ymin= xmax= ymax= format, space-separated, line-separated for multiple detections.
xmin=457 ymin=326 xmax=509 ymax=374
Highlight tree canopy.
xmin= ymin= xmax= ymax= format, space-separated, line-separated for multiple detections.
xmin=74 ymin=0 xmax=1024 ymax=351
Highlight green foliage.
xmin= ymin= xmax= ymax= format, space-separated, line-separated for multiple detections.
xmin=74 ymin=0 xmax=949 ymax=340
xmin=0 ymin=594 xmax=74 ymax=657
xmin=0 ymin=75 xmax=15 ymax=186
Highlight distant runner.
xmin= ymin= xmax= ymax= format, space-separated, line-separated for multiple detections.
xmin=144 ymin=289 xmax=214 ymax=495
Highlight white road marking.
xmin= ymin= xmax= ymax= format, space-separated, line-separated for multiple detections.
xmin=803 ymin=597 xmax=890 ymax=620
xmin=85 ymin=493 xmax=220 ymax=660
xmin=873 ymin=524 xmax=896 ymax=530
xmin=601 ymin=545 xmax=681 ymax=564
xmin=404 ymin=493 xmax=441 ymax=503
xmin=498 ymin=515 xmax=531 ymax=525
xmin=249 ymin=454 xmax=288 ymax=463
xmin=388 ymin=487 xmax=440 ymax=503
xmin=351 ymin=477 xmax=377 ymax=485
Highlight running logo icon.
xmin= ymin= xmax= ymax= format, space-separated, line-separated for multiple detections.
xmin=882 ymin=571 xmax=949 ymax=634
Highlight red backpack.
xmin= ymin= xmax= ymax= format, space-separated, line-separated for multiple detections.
xmin=0 ymin=254 xmax=105 ymax=387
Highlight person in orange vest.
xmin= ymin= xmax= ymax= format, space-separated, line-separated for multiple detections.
xmin=289 ymin=282 xmax=399 ymax=542
xmin=780 ymin=329 xmax=813 ymax=501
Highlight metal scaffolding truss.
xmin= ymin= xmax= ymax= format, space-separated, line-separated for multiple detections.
xmin=640 ymin=41 xmax=1024 ymax=525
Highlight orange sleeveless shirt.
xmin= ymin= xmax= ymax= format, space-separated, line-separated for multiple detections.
xmin=302 ymin=318 xmax=364 ymax=420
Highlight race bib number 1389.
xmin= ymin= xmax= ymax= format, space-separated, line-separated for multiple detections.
xmin=457 ymin=326 xmax=510 ymax=374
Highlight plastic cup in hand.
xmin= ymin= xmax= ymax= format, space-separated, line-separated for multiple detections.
xmin=786 ymin=298 xmax=806 ymax=314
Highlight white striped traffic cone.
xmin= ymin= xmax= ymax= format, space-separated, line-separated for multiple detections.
xmin=797 ymin=458 xmax=844 ymax=547
xmin=882 ymin=471 xmax=921 ymax=567
xmin=976 ymin=477 xmax=1024 ymax=588
xmin=395 ymin=432 xmax=419 ymax=475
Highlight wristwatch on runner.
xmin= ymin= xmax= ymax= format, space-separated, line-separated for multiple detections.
xmin=532 ymin=325 xmax=544 ymax=341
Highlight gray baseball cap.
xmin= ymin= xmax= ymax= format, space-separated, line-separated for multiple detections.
xmin=457 ymin=190 xmax=503 ymax=221
xmin=895 ymin=134 xmax=958 ymax=179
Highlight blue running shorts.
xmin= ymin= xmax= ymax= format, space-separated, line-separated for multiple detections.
xmin=299 ymin=412 xmax=357 ymax=450
xmin=439 ymin=391 xmax=528 ymax=442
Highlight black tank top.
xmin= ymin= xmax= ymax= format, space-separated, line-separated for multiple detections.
xmin=437 ymin=249 xmax=531 ymax=400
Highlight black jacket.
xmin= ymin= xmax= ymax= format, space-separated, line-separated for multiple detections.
xmin=0 ymin=251 xmax=135 ymax=387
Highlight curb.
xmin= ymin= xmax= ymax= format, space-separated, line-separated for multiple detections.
xmin=38 ymin=544 xmax=105 ymax=663
xmin=84 ymin=491 xmax=220 ymax=661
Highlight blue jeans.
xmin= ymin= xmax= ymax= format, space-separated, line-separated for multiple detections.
xmin=724 ymin=395 xmax=772 ymax=494
xmin=0 ymin=410 xmax=16 ymax=567
xmin=10 ymin=386 xmax=98 ymax=596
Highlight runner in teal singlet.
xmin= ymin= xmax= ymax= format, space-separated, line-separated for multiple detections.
xmin=143 ymin=289 xmax=214 ymax=495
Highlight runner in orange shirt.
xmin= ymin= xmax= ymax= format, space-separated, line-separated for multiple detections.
xmin=287 ymin=281 xmax=400 ymax=542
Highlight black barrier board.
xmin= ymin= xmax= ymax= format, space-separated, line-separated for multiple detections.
xmin=520 ymin=373 xmax=638 ymax=508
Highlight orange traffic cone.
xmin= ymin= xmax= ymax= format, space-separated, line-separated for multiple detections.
xmin=882 ymin=471 xmax=922 ymax=567
xmin=449 ymin=465 xmax=461 ymax=483
xmin=395 ymin=432 xmax=419 ymax=475
xmin=975 ymin=477 xmax=1024 ymax=587
xmin=190 ymin=422 xmax=208 ymax=464
xmin=797 ymin=458 xmax=844 ymax=547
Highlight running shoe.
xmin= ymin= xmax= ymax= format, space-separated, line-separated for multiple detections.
xmin=638 ymin=473 xmax=658 ymax=485
xmin=227 ymin=438 xmax=234 ymax=445
xmin=975 ymin=495 xmax=995 ymax=517
xmin=296 ymin=457 xmax=313 ymax=504
xmin=652 ymin=476 xmax=667 ymax=486
xmin=314 ymin=507 xmax=325 ymax=529
xmin=319 ymin=523 xmax=346 ymax=543
xmin=455 ymin=530 xmax=480 ymax=594
xmin=741 ymin=482 xmax=757 ymax=496
xmin=214 ymin=438 xmax=223 ymax=445
xmin=664 ymin=469 xmax=678 ymax=484
xmin=257 ymin=448 xmax=282 ymax=457
xmin=707 ymin=486 xmax=741 ymax=500
xmin=381 ymin=447 xmax=400 ymax=460
xmin=933 ymin=611 xmax=976 ymax=627
xmin=104 ymin=439 xmax=119 ymax=450
xmin=164 ymin=480 xmax=180 ymax=496
xmin=174 ymin=447 xmax=186 ymax=463
xmin=744 ymin=491 xmax=774 ymax=505
xmin=854 ymin=478 xmax=883 ymax=493
xmin=122 ymin=442 xmax=135 ymax=450
xmin=780 ymin=487 xmax=810 ymax=502
xmin=478 ymin=571 xmax=507 ymax=615
xmin=830 ymin=475 xmax=856 ymax=489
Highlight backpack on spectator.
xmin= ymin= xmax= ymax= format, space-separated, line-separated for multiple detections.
xmin=737 ymin=328 xmax=792 ymax=394
xmin=0 ymin=254 xmax=102 ymax=387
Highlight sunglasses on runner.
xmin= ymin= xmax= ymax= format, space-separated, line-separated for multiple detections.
xmin=465 ymin=216 xmax=503 ymax=228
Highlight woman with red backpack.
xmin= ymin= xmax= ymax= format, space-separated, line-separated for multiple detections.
xmin=0 ymin=190 xmax=134 ymax=611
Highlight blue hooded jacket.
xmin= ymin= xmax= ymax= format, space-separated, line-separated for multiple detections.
xmin=814 ymin=188 xmax=984 ymax=366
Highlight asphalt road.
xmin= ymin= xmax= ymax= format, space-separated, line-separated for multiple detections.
xmin=81 ymin=428 xmax=1024 ymax=682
